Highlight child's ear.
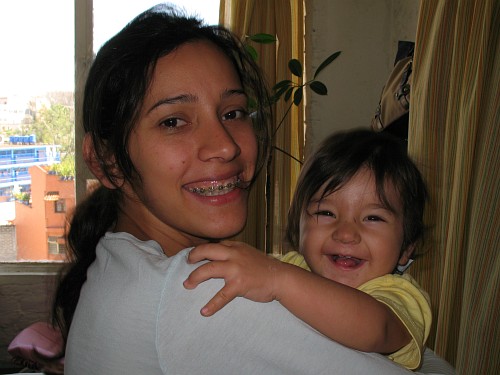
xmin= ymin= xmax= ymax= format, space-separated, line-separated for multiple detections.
xmin=398 ymin=243 xmax=416 ymax=266
xmin=83 ymin=133 xmax=121 ymax=189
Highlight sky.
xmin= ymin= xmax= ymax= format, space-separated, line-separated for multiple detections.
xmin=0 ymin=0 xmax=220 ymax=96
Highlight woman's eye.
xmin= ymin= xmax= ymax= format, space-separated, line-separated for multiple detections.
xmin=160 ymin=117 xmax=188 ymax=129
xmin=222 ymin=109 xmax=248 ymax=121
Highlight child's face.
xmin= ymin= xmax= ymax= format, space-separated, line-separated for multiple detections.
xmin=299 ymin=167 xmax=413 ymax=288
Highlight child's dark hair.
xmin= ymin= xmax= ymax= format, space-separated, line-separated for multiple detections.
xmin=52 ymin=4 xmax=271 ymax=346
xmin=286 ymin=129 xmax=428 ymax=256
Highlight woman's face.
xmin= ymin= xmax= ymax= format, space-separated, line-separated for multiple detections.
xmin=116 ymin=41 xmax=258 ymax=254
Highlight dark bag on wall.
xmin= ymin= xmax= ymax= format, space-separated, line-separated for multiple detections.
xmin=371 ymin=41 xmax=414 ymax=141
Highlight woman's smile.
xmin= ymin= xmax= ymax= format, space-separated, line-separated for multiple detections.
xmin=185 ymin=176 xmax=242 ymax=195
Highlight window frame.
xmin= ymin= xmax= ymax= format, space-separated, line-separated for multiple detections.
xmin=0 ymin=0 xmax=90 ymax=272
xmin=75 ymin=0 xmax=95 ymax=202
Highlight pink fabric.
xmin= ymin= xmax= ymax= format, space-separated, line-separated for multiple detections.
xmin=8 ymin=322 xmax=64 ymax=368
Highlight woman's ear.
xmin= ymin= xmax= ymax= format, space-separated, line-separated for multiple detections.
xmin=83 ymin=133 xmax=119 ymax=189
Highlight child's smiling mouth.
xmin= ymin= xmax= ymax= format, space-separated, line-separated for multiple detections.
xmin=329 ymin=255 xmax=363 ymax=268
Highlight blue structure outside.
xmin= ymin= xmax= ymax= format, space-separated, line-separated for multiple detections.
xmin=8 ymin=135 xmax=37 ymax=144
xmin=0 ymin=143 xmax=61 ymax=197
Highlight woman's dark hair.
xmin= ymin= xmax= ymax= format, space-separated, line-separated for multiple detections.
xmin=286 ymin=129 xmax=428 ymax=256
xmin=52 ymin=4 xmax=271 ymax=346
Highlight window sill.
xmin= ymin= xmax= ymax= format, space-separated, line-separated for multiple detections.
xmin=0 ymin=262 xmax=65 ymax=275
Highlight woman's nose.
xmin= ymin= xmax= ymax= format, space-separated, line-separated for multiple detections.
xmin=331 ymin=221 xmax=361 ymax=244
xmin=198 ymin=117 xmax=241 ymax=162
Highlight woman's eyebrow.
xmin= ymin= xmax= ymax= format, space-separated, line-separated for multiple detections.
xmin=222 ymin=88 xmax=247 ymax=99
xmin=147 ymin=93 xmax=198 ymax=114
xmin=147 ymin=89 xmax=247 ymax=114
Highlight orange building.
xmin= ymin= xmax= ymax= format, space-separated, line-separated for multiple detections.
xmin=13 ymin=165 xmax=75 ymax=261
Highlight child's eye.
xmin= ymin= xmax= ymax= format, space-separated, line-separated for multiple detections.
xmin=222 ymin=109 xmax=248 ymax=121
xmin=313 ymin=210 xmax=335 ymax=218
xmin=160 ymin=117 xmax=188 ymax=129
xmin=365 ymin=215 xmax=384 ymax=222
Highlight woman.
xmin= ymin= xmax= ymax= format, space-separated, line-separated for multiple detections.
xmin=54 ymin=4 xmax=427 ymax=374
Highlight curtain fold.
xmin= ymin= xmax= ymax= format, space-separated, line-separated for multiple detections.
xmin=220 ymin=0 xmax=304 ymax=254
xmin=409 ymin=1 xmax=499 ymax=374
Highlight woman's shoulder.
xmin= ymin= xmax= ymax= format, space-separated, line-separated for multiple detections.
xmin=66 ymin=236 xmax=196 ymax=374
xmin=97 ymin=231 xmax=193 ymax=269
xmin=101 ymin=231 xmax=166 ymax=256
xmin=79 ymin=232 xmax=196 ymax=319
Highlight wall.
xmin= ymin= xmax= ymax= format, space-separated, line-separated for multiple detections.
xmin=0 ymin=226 xmax=15 ymax=262
xmin=14 ymin=166 xmax=47 ymax=260
xmin=0 ymin=263 xmax=62 ymax=371
xmin=304 ymin=0 xmax=419 ymax=153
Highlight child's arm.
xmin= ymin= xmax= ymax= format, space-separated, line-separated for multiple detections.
xmin=183 ymin=241 xmax=411 ymax=354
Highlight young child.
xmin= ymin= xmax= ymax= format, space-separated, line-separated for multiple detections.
xmin=184 ymin=129 xmax=432 ymax=370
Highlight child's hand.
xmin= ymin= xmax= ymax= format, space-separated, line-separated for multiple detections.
xmin=183 ymin=241 xmax=282 ymax=317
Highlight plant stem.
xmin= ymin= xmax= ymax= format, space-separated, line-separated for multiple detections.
xmin=272 ymin=101 xmax=294 ymax=138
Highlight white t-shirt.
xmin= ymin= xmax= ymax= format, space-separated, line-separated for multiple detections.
xmin=65 ymin=232 xmax=424 ymax=374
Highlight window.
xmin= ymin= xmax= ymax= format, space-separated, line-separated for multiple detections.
xmin=55 ymin=199 xmax=66 ymax=213
xmin=0 ymin=0 xmax=74 ymax=263
xmin=48 ymin=236 xmax=67 ymax=255
xmin=0 ymin=0 xmax=219 ymax=264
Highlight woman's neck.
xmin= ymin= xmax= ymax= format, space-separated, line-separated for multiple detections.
xmin=113 ymin=207 xmax=208 ymax=256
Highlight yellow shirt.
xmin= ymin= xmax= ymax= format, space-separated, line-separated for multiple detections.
xmin=279 ymin=251 xmax=432 ymax=370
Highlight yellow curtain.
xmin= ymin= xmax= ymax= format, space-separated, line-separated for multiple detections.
xmin=409 ymin=1 xmax=499 ymax=374
xmin=220 ymin=0 xmax=304 ymax=254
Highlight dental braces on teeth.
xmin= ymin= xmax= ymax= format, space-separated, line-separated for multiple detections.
xmin=189 ymin=179 xmax=241 ymax=194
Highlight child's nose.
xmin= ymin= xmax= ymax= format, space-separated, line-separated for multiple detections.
xmin=331 ymin=221 xmax=361 ymax=244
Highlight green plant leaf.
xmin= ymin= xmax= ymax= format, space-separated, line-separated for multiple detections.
xmin=284 ymin=87 xmax=294 ymax=102
xmin=245 ymin=44 xmax=258 ymax=61
xmin=288 ymin=59 xmax=303 ymax=77
xmin=273 ymin=79 xmax=292 ymax=91
xmin=248 ymin=33 xmax=276 ymax=44
xmin=293 ymin=87 xmax=303 ymax=106
xmin=274 ymin=83 xmax=292 ymax=102
xmin=309 ymin=81 xmax=328 ymax=95
xmin=313 ymin=51 xmax=341 ymax=79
